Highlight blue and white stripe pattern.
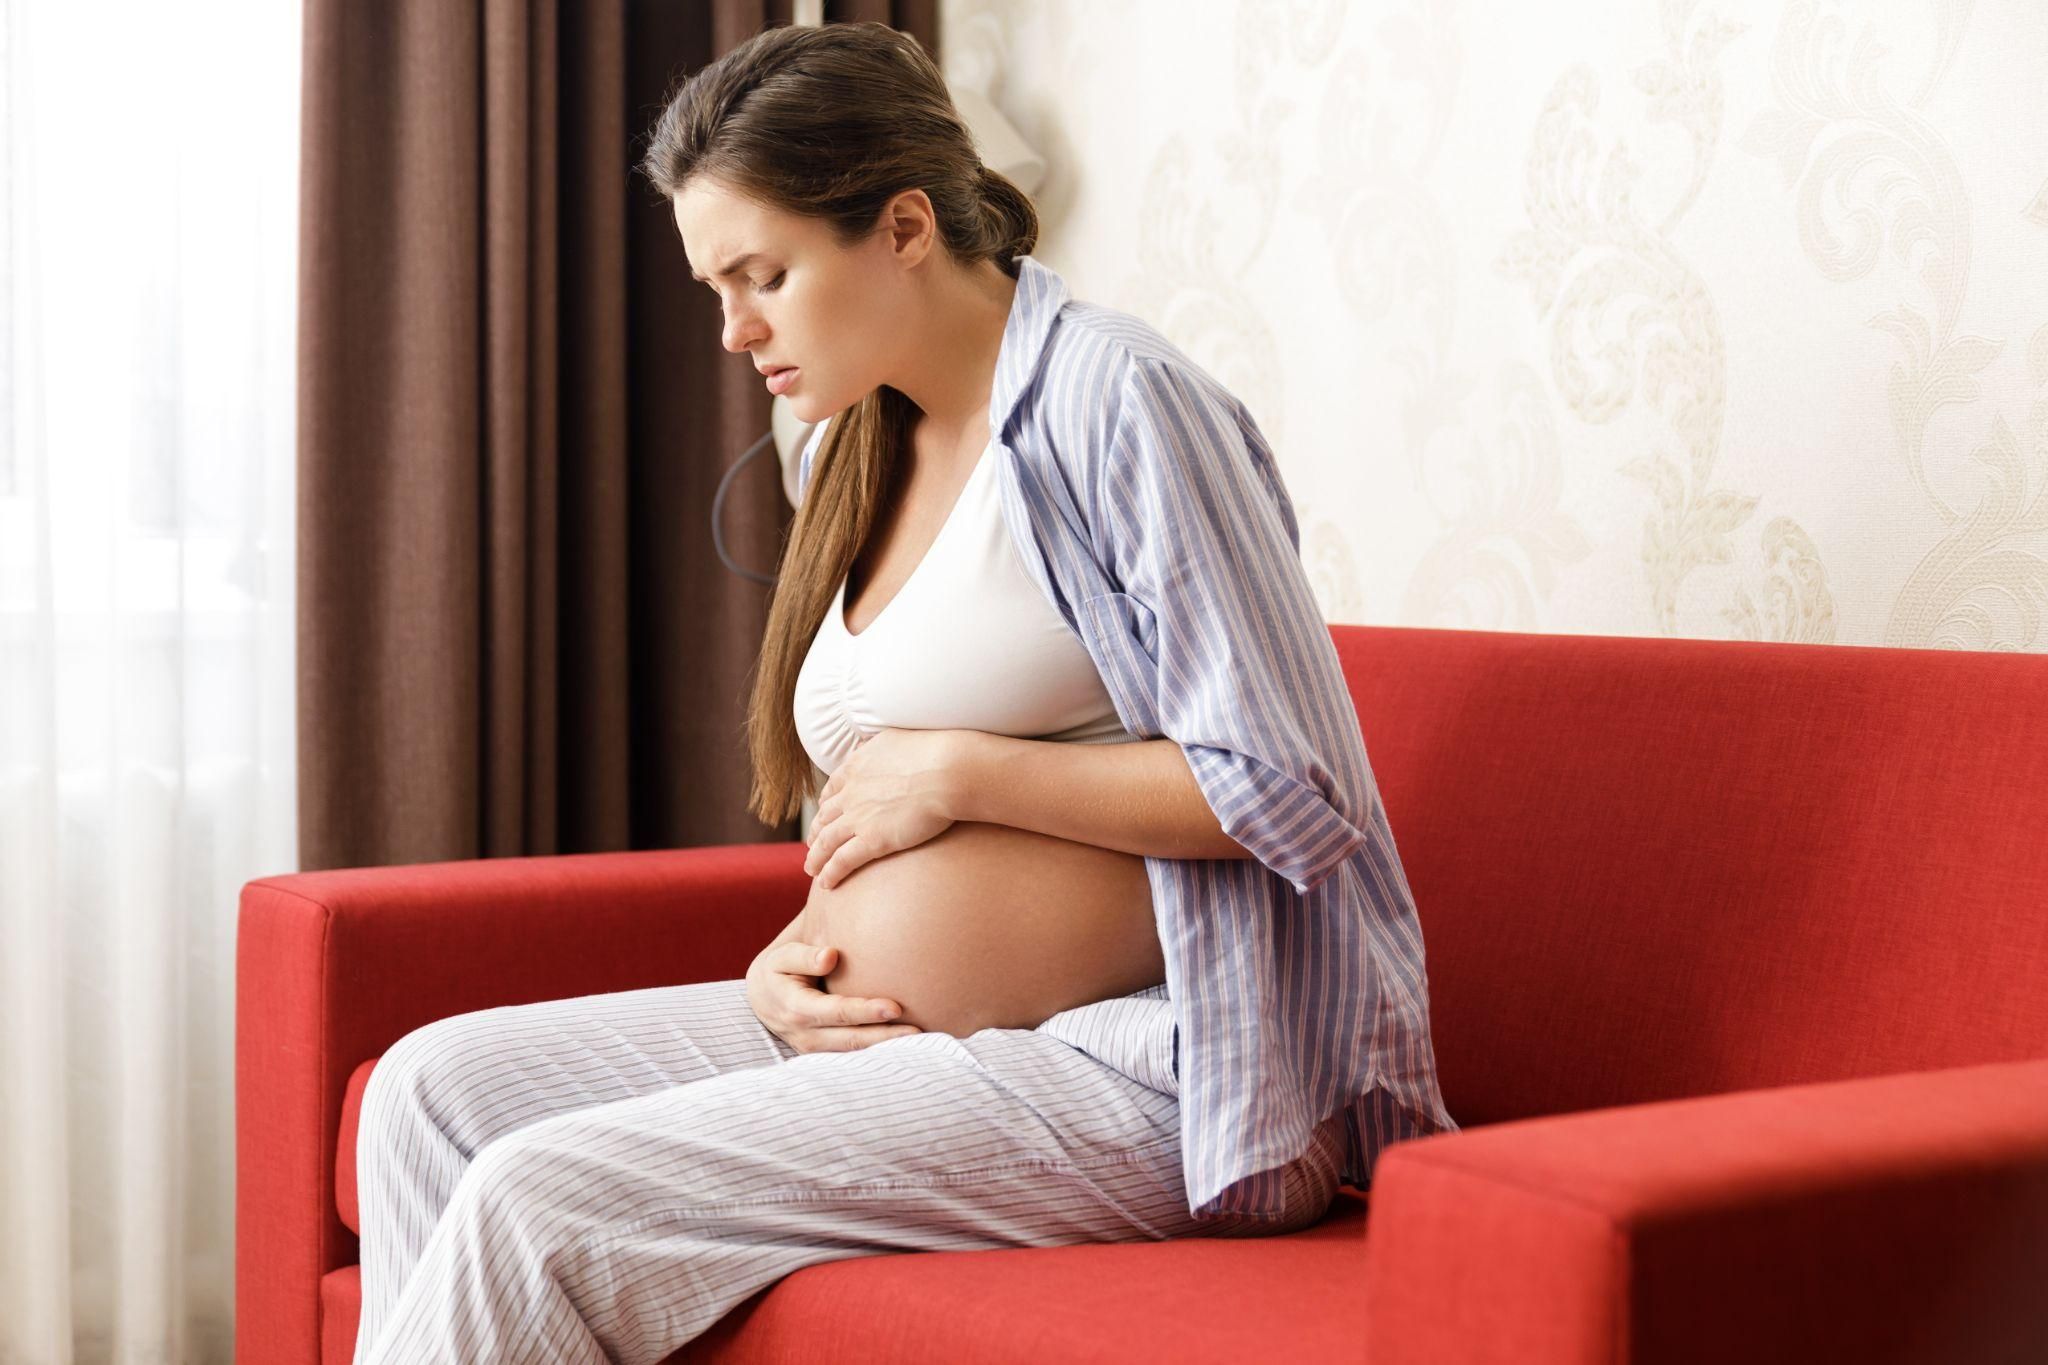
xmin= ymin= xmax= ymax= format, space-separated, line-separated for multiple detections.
xmin=797 ymin=254 xmax=1459 ymax=1223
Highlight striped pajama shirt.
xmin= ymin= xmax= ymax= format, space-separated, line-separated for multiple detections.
xmin=795 ymin=252 xmax=1460 ymax=1223
xmin=351 ymin=977 xmax=1347 ymax=1364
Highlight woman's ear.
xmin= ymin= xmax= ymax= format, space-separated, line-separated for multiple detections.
xmin=880 ymin=188 xmax=937 ymax=269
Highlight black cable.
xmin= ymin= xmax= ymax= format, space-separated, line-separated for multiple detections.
xmin=711 ymin=428 xmax=783 ymax=587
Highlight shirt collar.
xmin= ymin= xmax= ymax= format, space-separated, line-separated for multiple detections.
xmin=989 ymin=254 xmax=1070 ymax=444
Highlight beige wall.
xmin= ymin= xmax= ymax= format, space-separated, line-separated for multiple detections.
xmin=941 ymin=0 xmax=2048 ymax=649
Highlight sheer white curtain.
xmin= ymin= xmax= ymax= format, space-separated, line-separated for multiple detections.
xmin=0 ymin=1 xmax=300 ymax=1360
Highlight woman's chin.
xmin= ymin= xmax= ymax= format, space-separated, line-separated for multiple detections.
xmin=785 ymin=389 xmax=828 ymax=424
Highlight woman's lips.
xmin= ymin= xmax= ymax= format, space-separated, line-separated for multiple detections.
xmin=766 ymin=366 xmax=799 ymax=396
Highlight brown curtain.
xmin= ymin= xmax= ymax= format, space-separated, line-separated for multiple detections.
xmin=295 ymin=0 xmax=939 ymax=871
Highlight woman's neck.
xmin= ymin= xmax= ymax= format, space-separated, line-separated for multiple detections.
xmin=888 ymin=257 xmax=1016 ymax=449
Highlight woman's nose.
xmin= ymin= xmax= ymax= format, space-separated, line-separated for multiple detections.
xmin=722 ymin=309 xmax=765 ymax=353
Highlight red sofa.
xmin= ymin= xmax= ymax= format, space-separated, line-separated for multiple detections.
xmin=236 ymin=624 xmax=2048 ymax=1363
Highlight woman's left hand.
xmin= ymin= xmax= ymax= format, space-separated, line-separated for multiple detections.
xmin=804 ymin=728 xmax=969 ymax=889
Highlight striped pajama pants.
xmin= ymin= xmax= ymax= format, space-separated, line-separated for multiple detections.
xmin=350 ymin=976 xmax=1348 ymax=1364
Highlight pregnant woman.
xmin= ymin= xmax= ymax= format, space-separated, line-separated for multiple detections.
xmin=351 ymin=20 xmax=1456 ymax=1364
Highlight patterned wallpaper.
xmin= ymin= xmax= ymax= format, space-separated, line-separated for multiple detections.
xmin=939 ymin=0 xmax=2048 ymax=650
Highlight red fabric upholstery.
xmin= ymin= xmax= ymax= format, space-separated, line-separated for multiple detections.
xmin=238 ymin=624 xmax=2048 ymax=1363
xmin=335 ymin=1059 xmax=374 ymax=1236
xmin=236 ymin=842 xmax=802 ymax=1365
xmin=318 ymin=1196 xmax=1383 ymax=1364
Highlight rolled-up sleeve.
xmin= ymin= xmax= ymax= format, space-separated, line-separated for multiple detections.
xmin=1090 ymin=355 xmax=1377 ymax=896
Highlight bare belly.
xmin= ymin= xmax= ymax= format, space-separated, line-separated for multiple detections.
xmin=795 ymin=820 xmax=1165 ymax=1038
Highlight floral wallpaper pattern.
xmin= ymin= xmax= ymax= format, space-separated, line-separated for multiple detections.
xmin=941 ymin=0 xmax=2048 ymax=650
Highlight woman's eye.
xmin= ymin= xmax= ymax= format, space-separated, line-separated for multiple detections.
xmin=756 ymin=272 xmax=785 ymax=294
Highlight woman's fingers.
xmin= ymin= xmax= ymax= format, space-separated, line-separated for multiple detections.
xmin=810 ymin=1024 xmax=925 ymax=1051
xmin=790 ymin=986 xmax=901 ymax=1028
xmin=775 ymin=941 xmax=834 ymax=976
xmin=798 ymin=988 xmax=907 ymax=1032
xmin=773 ymin=943 xmax=901 ymax=1020
xmin=789 ymin=1004 xmax=920 ymax=1050
xmin=761 ymin=941 xmax=915 ymax=1050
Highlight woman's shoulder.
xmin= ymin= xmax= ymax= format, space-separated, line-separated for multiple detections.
xmin=1034 ymin=298 xmax=1248 ymax=442
xmin=1044 ymin=296 xmax=1203 ymax=384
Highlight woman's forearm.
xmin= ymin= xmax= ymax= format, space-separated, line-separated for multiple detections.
xmin=946 ymin=732 xmax=1254 ymax=862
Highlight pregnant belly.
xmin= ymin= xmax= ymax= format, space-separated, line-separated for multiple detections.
xmin=796 ymin=820 xmax=1165 ymax=1038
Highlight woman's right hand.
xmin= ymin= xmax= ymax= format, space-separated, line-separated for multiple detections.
xmin=745 ymin=940 xmax=923 ymax=1053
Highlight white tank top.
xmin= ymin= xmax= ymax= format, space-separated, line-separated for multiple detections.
xmin=794 ymin=441 xmax=1139 ymax=779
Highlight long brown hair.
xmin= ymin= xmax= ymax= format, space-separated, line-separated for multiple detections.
xmin=637 ymin=21 xmax=1039 ymax=827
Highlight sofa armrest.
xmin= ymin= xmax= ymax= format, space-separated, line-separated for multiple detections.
xmin=234 ymin=841 xmax=810 ymax=1365
xmin=1360 ymin=1056 xmax=2048 ymax=1365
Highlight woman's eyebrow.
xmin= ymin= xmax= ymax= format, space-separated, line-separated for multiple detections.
xmin=690 ymin=251 xmax=768 ymax=283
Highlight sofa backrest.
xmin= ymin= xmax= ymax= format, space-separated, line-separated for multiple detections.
xmin=1330 ymin=624 xmax=2048 ymax=1130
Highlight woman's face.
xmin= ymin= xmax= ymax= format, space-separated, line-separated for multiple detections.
xmin=671 ymin=176 xmax=916 ymax=424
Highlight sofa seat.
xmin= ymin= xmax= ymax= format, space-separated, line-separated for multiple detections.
xmin=331 ymin=1041 xmax=1380 ymax=1364
xmin=322 ymin=1190 xmax=1376 ymax=1364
